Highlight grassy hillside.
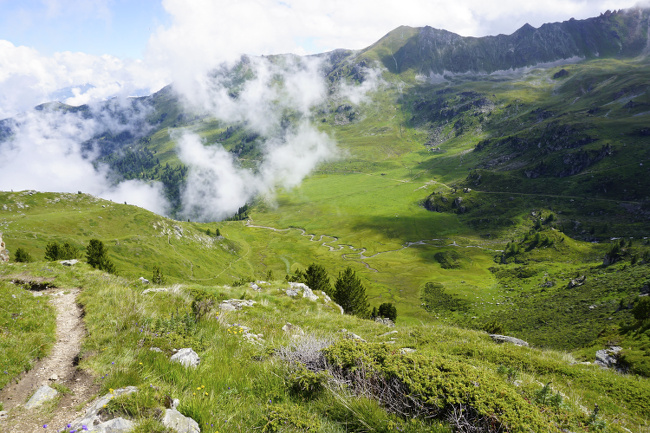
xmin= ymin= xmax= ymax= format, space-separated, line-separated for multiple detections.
xmin=1 ymin=264 xmax=648 ymax=431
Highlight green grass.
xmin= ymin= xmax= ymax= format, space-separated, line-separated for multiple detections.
xmin=3 ymin=264 xmax=649 ymax=431
xmin=0 ymin=273 xmax=56 ymax=390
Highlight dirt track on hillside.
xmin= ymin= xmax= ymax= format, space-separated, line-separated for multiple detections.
xmin=0 ymin=287 xmax=99 ymax=432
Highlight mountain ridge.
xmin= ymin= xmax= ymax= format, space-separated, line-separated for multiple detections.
xmin=343 ymin=7 xmax=650 ymax=76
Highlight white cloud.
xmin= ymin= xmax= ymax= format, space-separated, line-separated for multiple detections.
xmin=0 ymin=40 xmax=168 ymax=119
xmin=0 ymin=102 xmax=169 ymax=215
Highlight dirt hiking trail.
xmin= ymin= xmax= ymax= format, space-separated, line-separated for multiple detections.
xmin=0 ymin=287 xmax=99 ymax=432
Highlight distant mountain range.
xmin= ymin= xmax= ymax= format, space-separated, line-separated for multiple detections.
xmin=327 ymin=8 xmax=650 ymax=76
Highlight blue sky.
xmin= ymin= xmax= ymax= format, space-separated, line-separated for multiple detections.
xmin=0 ymin=0 xmax=170 ymax=58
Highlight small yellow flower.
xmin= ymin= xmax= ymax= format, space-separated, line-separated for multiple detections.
xmin=197 ymin=387 xmax=201 ymax=390
xmin=139 ymin=362 xmax=143 ymax=365
xmin=201 ymin=385 xmax=205 ymax=388
xmin=204 ymin=392 xmax=208 ymax=396
xmin=109 ymin=388 xmax=114 ymax=394
xmin=193 ymin=392 xmax=196 ymax=396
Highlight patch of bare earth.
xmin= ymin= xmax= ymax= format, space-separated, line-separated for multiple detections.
xmin=0 ymin=287 xmax=100 ymax=432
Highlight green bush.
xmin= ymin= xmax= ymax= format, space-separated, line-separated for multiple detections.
xmin=323 ymin=340 xmax=553 ymax=433
xmin=287 ymin=365 xmax=329 ymax=400
xmin=13 ymin=247 xmax=32 ymax=263
xmin=262 ymin=404 xmax=320 ymax=432
xmin=45 ymin=241 xmax=79 ymax=261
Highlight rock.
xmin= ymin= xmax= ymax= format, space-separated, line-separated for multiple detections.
xmin=0 ymin=410 xmax=8 ymax=420
xmin=139 ymin=277 xmax=150 ymax=284
xmin=339 ymin=329 xmax=366 ymax=342
xmin=162 ymin=408 xmax=201 ymax=433
xmin=60 ymin=259 xmax=79 ymax=266
xmin=567 ymin=275 xmax=586 ymax=289
xmin=400 ymin=348 xmax=416 ymax=354
xmin=24 ymin=385 xmax=58 ymax=409
xmin=170 ymin=348 xmax=200 ymax=368
xmin=250 ymin=283 xmax=260 ymax=291
xmin=287 ymin=282 xmax=319 ymax=301
xmin=374 ymin=317 xmax=395 ymax=327
xmin=68 ymin=387 xmax=138 ymax=431
xmin=282 ymin=322 xmax=305 ymax=337
xmin=49 ymin=374 xmax=59 ymax=381
xmin=323 ymin=294 xmax=344 ymax=314
xmin=0 ymin=233 xmax=8 ymax=263
xmin=378 ymin=330 xmax=398 ymax=338
xmin=489 ymin=334 xmax=529 ymax=347
xmin=150 ymin=347 xmax=163 ymax=353
xmin=285 ymin=288 xmax=299 ymax=297
xmin=90 ymin=417 xmax=135 ymax=433
xmin=595 ymin=346 xmax=622 ymax=369
xmin=219 ymin=299 xmax=256 ymax=311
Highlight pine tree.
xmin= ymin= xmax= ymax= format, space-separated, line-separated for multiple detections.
xmin=304 ymin=263 xmax=332 ymax=295
xmin=45 ymin=242 xmax=60 ymax=261
xmin=86 ymin=239 xmax=116 ymax=274
xmin=14 ymin=247 xmax=32 ymax=263
xmin=378 ymin=302 xmax=397 ymax=322
xmin=333 ymin=267 xmax=369 ymax=317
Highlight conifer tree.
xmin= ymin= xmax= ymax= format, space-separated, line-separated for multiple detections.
xmin=86 ymin=239 xmax=116 ymax=274
xmin=333 ymin=267 xmax=369 ymax=317
xmin=304 ymin=263 xmax=332 ymax=295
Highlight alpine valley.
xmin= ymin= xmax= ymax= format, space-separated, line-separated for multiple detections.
xmin=1 ymin=7 xmax=650 ymax=433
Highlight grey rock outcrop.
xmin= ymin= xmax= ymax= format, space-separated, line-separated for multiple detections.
xmin=489 ymin=334 xmax=529 ymax=347
xmin=287 ymin=282 xmax=319 ymax=301
xmin=90 ymin=417 xmax=135 ymax=433
xmin=595 ymin=346 xmax=622 ymax=369
xmin=68 ymin=386 xmax=138 ymax=432
xmin=60 ymin=259 xmax=79 ymax=266
xmin=219 ymin=299 xmax=256 ymax=312
xmin=170 ymin=348 xmax=200 ymax=368
xmin=24 ymin=385 xmax=58 ymax=409
xmin=162 ymin=408 xmax=201 ymax=433
xmin=375 ymin=317 xmax=395 ymax=327
xmin=0 ymin=233 xmax=8 ymax=262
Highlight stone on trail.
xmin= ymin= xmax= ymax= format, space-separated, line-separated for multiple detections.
xmin=170 ymin=348 xmax=200 ymax=368
xmin=163 ymin=408 xmax=201 ymax=433
xmin=24 ymin=385 xmax=58 ymax=409
xmin=68 ymin=386 xmax=138 ymax=431
xmin=90 ymin=417 xmax=135 ymax=433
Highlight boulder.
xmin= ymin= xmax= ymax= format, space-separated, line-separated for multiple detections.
xmin=162 ymin=408 xmax=201 ymax=433
xmin=60 ymin=259 xmax=79 ymax=266
xmin=90 ymin=417 xmax=135 ymax=433
xmin=400 ymin=348 xmax=416 ymax=354
xmin=287 ymin=282 xmax=319 ymax=301
xmin=285 ymin=288 xmax=299 ymax=297
xmin=24 ymin=385 xmax=58 ymax=409
xmin=374 ymin=317 xmax=395 ymax=327
xmin=489 ymin=334 xmax=529 ymax=347
xmin=139 ymin=277 xmax=150 ymax=284
xmin=595 ymin=346 xmax=622 ymax=369
xmin=68 ymin=387 xmax=138 ymax=431
xmin=170 ymin=348 xmax=200 ymax=368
